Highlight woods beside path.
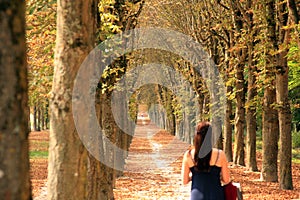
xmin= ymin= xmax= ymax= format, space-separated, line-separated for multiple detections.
xmin=30 ymin=124 xmax=300 ymax=200
xmin=1 ymin=0 xmax=299 ymax=199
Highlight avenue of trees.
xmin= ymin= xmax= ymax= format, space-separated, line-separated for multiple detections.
xmin=0 ymin=0 xmax=299 ymax=199
xmin=139 ymin=0 xmax=300 ymax=190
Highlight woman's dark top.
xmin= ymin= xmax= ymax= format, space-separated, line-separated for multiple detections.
xmin=189 ymin=150 xmax=224 ymax=200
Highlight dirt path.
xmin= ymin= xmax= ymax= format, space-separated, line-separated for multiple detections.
xmin=30 ymin=126 xmax=300 ymax=199
xmin=29 ymin=131 xmax=48 ymax=199
xmin=114 ymin=123 xmax=191 ymax=199
xmin=114 ymin=124 xmax=300 ymax=200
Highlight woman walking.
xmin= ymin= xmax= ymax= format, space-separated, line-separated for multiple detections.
xmin=181 ymin=121 xmax=231 ymax=200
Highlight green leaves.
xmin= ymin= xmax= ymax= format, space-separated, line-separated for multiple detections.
xmin=288 ymin=45 xmax=300 ymax=91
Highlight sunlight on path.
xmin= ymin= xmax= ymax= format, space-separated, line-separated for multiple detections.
xmin=114 ymin=123 xmax=192 ymax=199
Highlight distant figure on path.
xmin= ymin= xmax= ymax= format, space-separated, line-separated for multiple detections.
xmin=181 ymin=121 xmax=231 ymax=200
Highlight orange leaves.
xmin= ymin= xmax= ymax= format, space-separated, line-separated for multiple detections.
xmin=26 ymin=0 xmax=56 ymax=105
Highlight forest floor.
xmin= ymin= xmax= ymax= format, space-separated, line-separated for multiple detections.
xmin=30 ymin=124 xmax=300 ymax=199
xmin=29 ymin=131 xmax=48 ymax=199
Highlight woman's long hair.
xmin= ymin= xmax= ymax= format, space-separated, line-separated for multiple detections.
xmin=194 ymin=121 xmax=212 ymax=172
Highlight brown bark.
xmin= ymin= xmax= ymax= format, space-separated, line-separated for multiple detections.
xmin=277 ymin=0 xmax=293 ymax=190
xmin=86 ymin=154 xmax=103 ymax=200
xmin=224 ymin=37 xmax=234 ymax=162
xmin=246 ymin=63 xmax=258 ymax=171
xmin=37 ymin=107 xmax=41 ymax=131
xmin=166 ymin=93 xmax=176 ymax=136
xmin=0 ymin=0 xmax=32 ymax=199
xmin=245 ymin=4 xmax=258 ymax=171
xmin=47 ymin=0 xmax=98 ymax=199
xmin=277 ymin=52 xmax=293 ymax=189
xmin=233 ymin=63 xmax=246 ymax=166
xmin=33 ymin=105 xmax=38 ymax=131
xmin=99 ymin=92 xmax=116 ymax=200
xmin=114 ymin=98 xmax=127 ymax=178
xmin=261 ymin=77 xmax=279 ymax=182
xmin=287 ymin=0 xmax=299 ymax=24
xmin=261 ymin=0 xmax=279 ymax=183
xmin=230 ymin=0 xmax=246 ymax=166
xmin=224 ymin=86 xmax=233 ymax=162
xmin=191 ymin=67 xmax=205 ymax=121
xmin=94 ymin=89 xmax=115 ymax=200
xmin=261 ymin=81 xmax=279 ymax=181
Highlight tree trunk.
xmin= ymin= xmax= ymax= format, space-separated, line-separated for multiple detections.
xmin=41 ymin=106 xmax=44 ymax=130
xmin=246 ymin=65 xmax=258 ymax=171
xmin=261 ymin=0 xmax=279 ymax=182
xmin=114 ymin=97 xmax=127 ymax=178
xmin=287 ymin=0 xmax=299 ymax=24
xmin=191 ymin=67 xmax=204 ymax=121
xmin=277 ymin=52 xmax=293 ymax=189
xmin=246 ymin=63 xmax=258 ymax=171
xmin=37 ymin=106 xmax=41 ymax=131
xmin=47 ymin=0 xmax=98 ymax=199
xmin=245 ymin=0 xmax=258 ymax=172
xmin=99 ymin=92 xmax=116 ymax=200
xmin=224 ymin=86 xmax=233 ymax=162
xmin=33 ymin=105 xmax=38 ymax=131
xmin=233 ymin=63 xmax=246 ymax=166
xmin=0 ymin=0 xmax=32 ymax=199
xmin=94 ymin=89 xmax=115 ymax=200
xmin=261 ymin=80 xmax=279 ymax=182
xmin=230 ymin=1 xmax=246 ymax=166
xmin=86 ymin=154 xmax=103 ymax=200
xmin=224 ymin=37 xmax=234 ymax=162
xmin=245 ymin=21 xmax=258 ymax=170
xmin=277 ymin=0 xmax=293 ymax=189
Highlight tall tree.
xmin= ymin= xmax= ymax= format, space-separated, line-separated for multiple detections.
xmin=246 ymin=53 xmax=258 ymax=171
xmin=277 ymin=41 xmax=293 ymax=189
xmin=261 ymin=0 xmax=279 ymax=182
xmin=277 ymin=0 xmax=297 ymax=189
xmin=230 ymin=0 xmax=246 ymax=166
xmin=224 ymin=68 xmax=234 ymax=162
xmin=97 ymin=1 xmax=145 ymax=198
xmin=245 ymin=0 xmax=258 ymax=172
xmin=0 ymin=0 xmax=32 ymax=199
xmin=47 ymin=0 xmax=98 ymax=199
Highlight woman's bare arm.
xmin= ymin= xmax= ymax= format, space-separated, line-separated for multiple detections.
xmin=181 ymin=151 xmax=191 ymax=185
xmin=220 ymin=150 xmax=230 ymax=184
